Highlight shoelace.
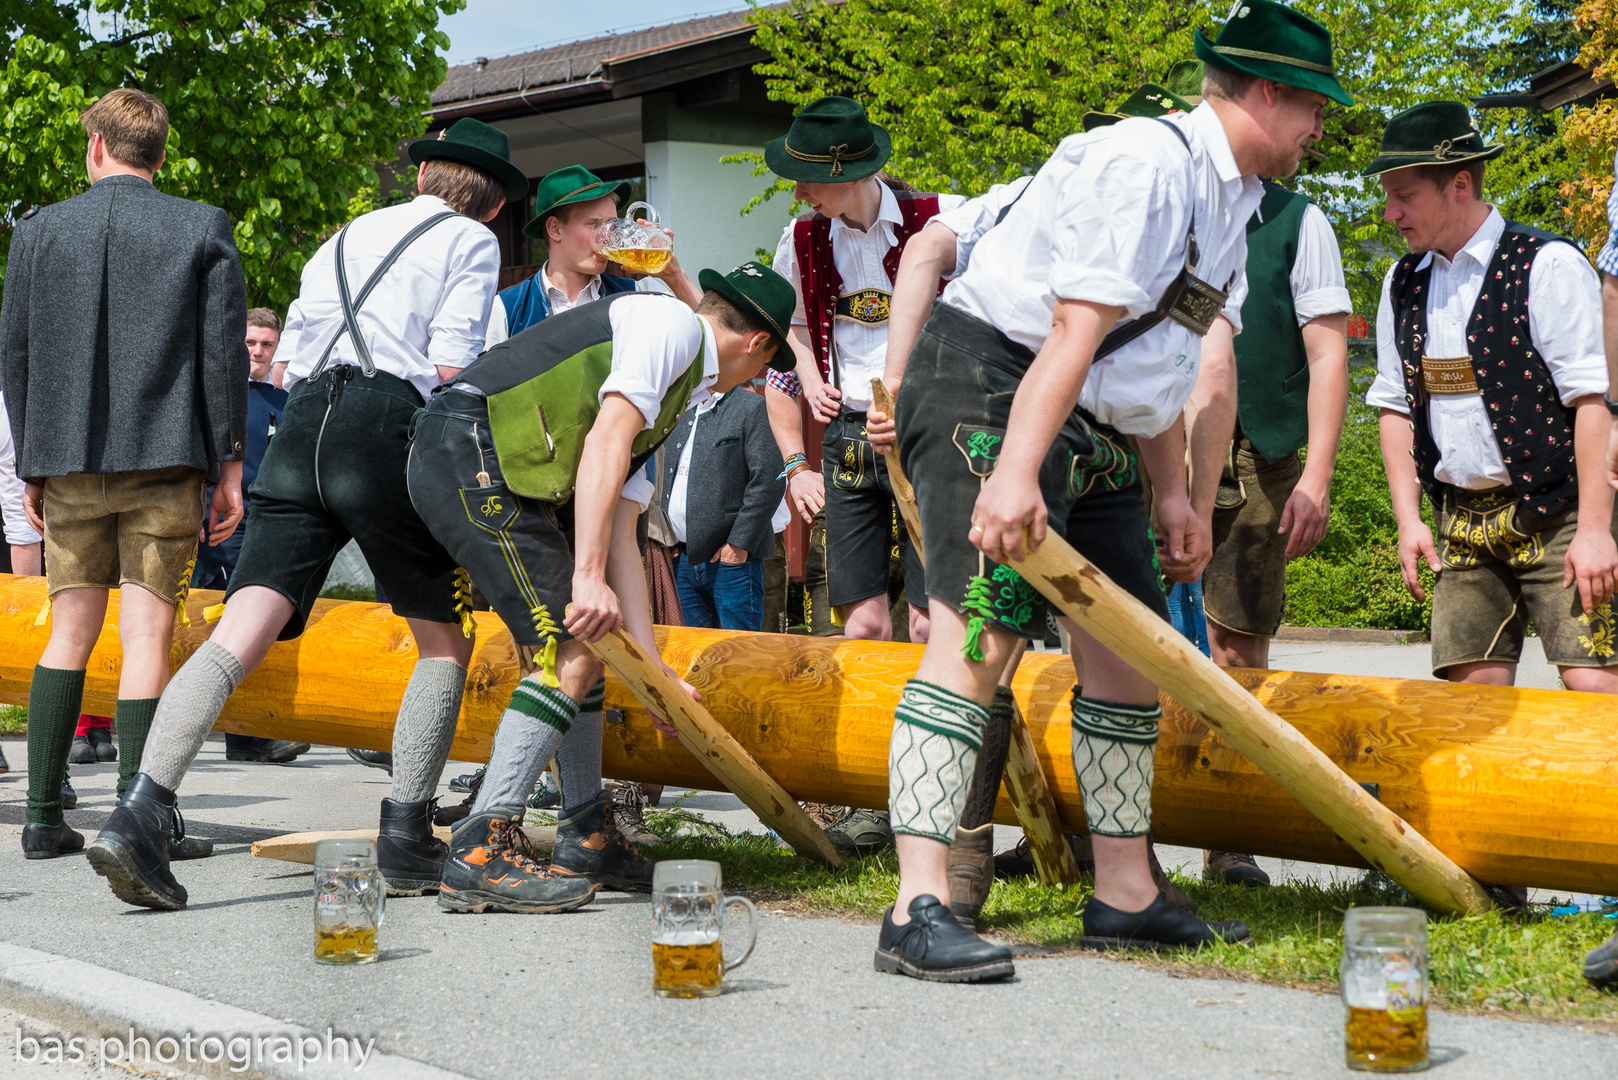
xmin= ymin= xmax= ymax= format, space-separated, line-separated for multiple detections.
xmin=169 ymin=805 xmax=186 ymax=842
xmin=499 ymin=818 xmax=546 ymax=870
xmin=610 ymin=783 xmax=652 ymax=833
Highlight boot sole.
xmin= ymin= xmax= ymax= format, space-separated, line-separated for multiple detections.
xmin=23 ymin=844 xmax=84 ymax=860
xmin=383 ymin=876 xmax=441 ymax=897
xmin=1080 ymin=931 xmax=1252 ymax=952
xmin=436 ymin=884 xmax=597 ymax=914
xmin=873 ymin=948 xmax=1014 ymax=983
xmin=576 ymin=873 xmax=652 ymax=893
xmin=85 ymin=838 xmax=186 ymax=911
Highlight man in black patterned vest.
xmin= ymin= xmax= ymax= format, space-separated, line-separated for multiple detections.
xmin=1365 ymin=102 xmax=1618 ymax=696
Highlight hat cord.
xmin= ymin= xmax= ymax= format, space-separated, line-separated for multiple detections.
xmin=786 ymin=139 xmax=875 ymax=178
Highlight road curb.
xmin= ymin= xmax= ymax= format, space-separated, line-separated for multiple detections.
xmin=1274 ymin=625 xmax=1429 ymax=645
xmin=0 ymin=942 xmax=468 ymax=1080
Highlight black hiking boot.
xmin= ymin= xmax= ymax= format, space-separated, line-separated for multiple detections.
xmin=378 ymin=797 xmax=445 ymax=895
xmin=1081 ymin=890 xmax=1250 ymax=951
xmin=552 ymin=791 xmax=656 ymax=892
xmin=61 ymin=778 xmax=77 ymax=810
xmin=22 ymin=821 xmax=84 ymax=860
xmin=437 ymin=809 xmax=596 ymax=914
xmin=1585 ymin=929 xmax=1618 ymax=989
xmin=69 ymin=735 xmax=98 ymax=765
xmin=874 ymin=894 xmax=1015 ymax=982
xmin=167 ymin=806 xmax=213 ymax=861
xmin=86 ymin=773 xmax=187 ymax=910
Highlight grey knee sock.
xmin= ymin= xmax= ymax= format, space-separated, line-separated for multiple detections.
xmin=556 ymin=679 xmax=605 ymax=813
xmin=389 ymin=659 xmax=469 ymax=803
xmin=471 ymin=678 xmax=578 ymax=814
xmin=139 ymin=641 xmax=245 ymax=790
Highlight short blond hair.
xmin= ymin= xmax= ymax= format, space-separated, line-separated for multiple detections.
xmin=420 ymin=158 xmax=505 ymax=221
xmin=246 ymin=308 xmax=282 ymax=334
xmin=80 ymin=89 xmax=168 ymax=171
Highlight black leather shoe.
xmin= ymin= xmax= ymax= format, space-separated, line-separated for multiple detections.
xmin=22 ymin=821 xmax=85 ymax=860
xmin=552 ymin=791 xmax=656 ymax=892
xmin=875 ymin=894 xmax=1015 ymax=982
xmin=167 ymin=806 xmax=213 ymax=861
xmin=346 ymin=749 xmax=393 ymax=774
xmin=69 ymin=736 xmax=98 ymax=765
xmin=61 ymin=778 xmax=77 ymax=810
xmin=1081 ymin=890 xmax=1250 ymax=951
xmin=378 ymin=797 xmax=445 ymax=896
xmin=89 ymin=726 xmax=117 ymax=763
xmin=448 ymin=767 xmax=484 ymax=794
xmin=85 ymin=773 xmax=187 ymax=910
xmin=226 ymin=740 xmax=310 ymax=763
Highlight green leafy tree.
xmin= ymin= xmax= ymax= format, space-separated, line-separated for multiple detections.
xmin=0 ymin=0 xmax=461 ymax=309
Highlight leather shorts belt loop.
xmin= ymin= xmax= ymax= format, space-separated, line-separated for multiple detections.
xmin=1421 ymin=355 xmax=1479 ymax=396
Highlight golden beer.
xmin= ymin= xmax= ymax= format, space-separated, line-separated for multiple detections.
xmin=314 ymin=926 xmax=379 ymax=965
xmin=606 ymin=247 xmax=672 ymax=275
xmin=652 ymin=935 xmax=724 ymax=997
xmin=1345 ymin=1005 xmax=1428 ymax=1072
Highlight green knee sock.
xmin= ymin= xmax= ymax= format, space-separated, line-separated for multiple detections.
xmin=26 ymin=666 xmax=85 ymax=826
xmin=115 ymin=697 xmax=161 ymax=799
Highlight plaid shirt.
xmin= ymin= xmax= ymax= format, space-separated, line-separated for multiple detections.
xmin=1598 ymin=148 xmax=1618 ymax=276
xmin=765 ymin=368 xmax=803 ymax=397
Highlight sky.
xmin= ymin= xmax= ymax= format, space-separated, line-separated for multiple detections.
xmin=438 ymin=1 xmax=757 ymax=66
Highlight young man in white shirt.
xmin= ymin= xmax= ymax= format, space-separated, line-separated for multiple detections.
xmin=867 ymin=1 xmax=1347 ymax=979
xmin=1364 ymin=102 xmax=1618 ymax=697
xmin=404 ymin=265 xmax=793 ymax=913
xmin=86 ymin=119 xmax=526 ymax=911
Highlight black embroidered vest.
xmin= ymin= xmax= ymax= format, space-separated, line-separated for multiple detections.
xmin=1388 ymin=223 xmax=1579 ymax=516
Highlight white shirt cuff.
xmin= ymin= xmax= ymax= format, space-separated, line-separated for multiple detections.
xmin=1295 ymin=287 xmax=1352 ymax=325
xmin=620 ymin=473 xmax=654 ymax=513
xmin=1047 ymin=267 xmax=1153 ymax=313
xmin=598 ymin=376 xmax=661 ymax=429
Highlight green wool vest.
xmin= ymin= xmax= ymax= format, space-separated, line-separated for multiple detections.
xmin=454 ymin=292 xmax=708 ymax=503
xmin=1233 ymin=182 xmax=1313 ymax=462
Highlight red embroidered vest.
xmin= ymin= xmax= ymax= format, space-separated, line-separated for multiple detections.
xmin=792 ymin=188 xmax=942 ymax=378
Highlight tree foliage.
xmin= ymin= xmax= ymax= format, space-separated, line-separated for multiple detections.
xmin=0 ymin=0 xmax=461 ymax=309
xmin=1563 ymin=0 xmax=1618 ymax=252
xmin=745 ymin=0 xmax=1530 ymax=316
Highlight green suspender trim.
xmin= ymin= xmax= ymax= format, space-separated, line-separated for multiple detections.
xmin=508 ymin=680 xmax=578 ymax=735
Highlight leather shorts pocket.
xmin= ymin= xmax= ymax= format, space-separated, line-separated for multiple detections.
xmin=831 ymin=434 xmax=871 ymax=490
xmin=1068 ymin=426 xmax=1137 ymax=500
xmin=461 ymin=485 xmax=521 ymax=534
xmin=950 ymin=424 xmax=1004 ymax=477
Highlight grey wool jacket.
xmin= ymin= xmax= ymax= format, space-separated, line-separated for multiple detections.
xmin=0 ymin=174 xmax=249 ymax=480
xmin=658 ymin=387 xmax=784 ymax=564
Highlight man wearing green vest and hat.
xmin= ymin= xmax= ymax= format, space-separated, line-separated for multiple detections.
xmin=86 ymin=118 xmax=527 ymax=911
xmin=1365 ymin=103 xmax=1618 ymax=697
xmin=484 ymin=165 xmax=702 ymax=345
xmin=864 ymin=0 xmax=1349 ymax=980
xmin=402 ymin=264 xmax=793 ymax=912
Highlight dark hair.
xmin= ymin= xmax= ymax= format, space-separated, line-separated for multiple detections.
xmin=420 ymin=158 xmax=505 ymax=220
xmin=1410 ymin=160 xmax=1486 ymax=200
xmin=246 ymin=308 xmax=282 ymax=333
xmin=697 ymin=291 xmax=772 ymax=340
xmin=1201 ymin=65 xmax=1260 ymax=103
xmin=80 ymin=88 xmax=168 ymax=170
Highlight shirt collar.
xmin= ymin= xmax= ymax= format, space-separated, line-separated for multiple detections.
xmin=831 ymin=181 xmax=903 ymax=240
xmin=540 ymin=262 xmax=601 ymax=306
xmin=1186 ymin=103 xmax=1243 ymax=187
xmin=693 ymin=314 xmax=722 ymax=388
xmin=1416 ymin=207 xmax=1504 ymax=273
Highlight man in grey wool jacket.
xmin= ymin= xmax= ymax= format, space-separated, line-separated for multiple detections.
xmin=0 ymin=87 xmax=249 ymax=861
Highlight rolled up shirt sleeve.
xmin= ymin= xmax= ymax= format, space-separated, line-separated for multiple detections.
xmin=1529 ymin=241 xmax=1608 ymax=405
xmin=1048 ymin=151 xmax=1185 ymax=315
xmin=1365 ymin=262 xmax=1410 ymax=415
xmin=1292 ymin=203 xmax=1352 ymax=323
xmin=425 ymin=230 xmax=501 ymax=372
xmin=599 ymin=296 xmax=706 ymax=428
xmin=620 ymin=470 xmax=655 ymax=513
xmin=934 ymin=178 xmax=1032 ymax=281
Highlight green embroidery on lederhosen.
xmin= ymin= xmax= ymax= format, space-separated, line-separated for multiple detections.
xmin=949 ymin=424 xmax=1039 ymax=656
xmin=1068 ymin=426 xmax=1137 ymax=500
xmin=990 ymin=563 xmax=1039 ymax=632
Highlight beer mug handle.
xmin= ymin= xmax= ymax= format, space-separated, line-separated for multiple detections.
xmin=624 ymin=201 xmax=659 ymax=227
xmin=721 ymin=895 xmax=757 ymax=975
xmin=369 ymin=867 xmax=387 ymax=928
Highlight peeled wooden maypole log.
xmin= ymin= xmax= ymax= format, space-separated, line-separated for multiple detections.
xmin=0 ymin=576 xmax=1615 ymax=895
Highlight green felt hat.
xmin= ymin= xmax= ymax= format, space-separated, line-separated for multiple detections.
xmin=522 ymin=165 xmax=632 ymax=240
xmin=1162 ymin=59 xmax=1206 ymax=106
xmin=697 ymin=262 xmax=797 ymax=371
xmin=764 ymin=96 xmax=891 ymax=183
xmin=1083 ymin=83 xmax=1198 ymax=133
xmin=408 ymin=118 xmax=528 ymax=204
xmin=1194 ymin=0 xmax=1353 ymax=107
xmin=1361 ymin=100 xmax=1505 ymax=177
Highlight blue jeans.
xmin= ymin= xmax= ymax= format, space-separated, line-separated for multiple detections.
xmin=673 ymin=550 xmax=765 ymax=631
xmin=1165 ymin=579 xmax=1211 ymax=657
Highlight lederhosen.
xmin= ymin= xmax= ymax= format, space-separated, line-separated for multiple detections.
xmin=794 ymin=190 xmax=940 ymax=611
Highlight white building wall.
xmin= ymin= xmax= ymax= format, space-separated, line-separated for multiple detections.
xmin=645 ymin=141 xmax=795 ymax=278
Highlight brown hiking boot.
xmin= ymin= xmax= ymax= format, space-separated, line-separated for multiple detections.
xmin=437 ymin=809 xmax=597 ymax=914
xmin=608 ymin=780 xmax=663 ymax=848
xmin=1204 ymin=850 xmax=1272 ymax=888
xmin=947 ymin=823 xmax=996 ymax=927
xmin=1148 ymin=839 xmax=1198 ymax=914
xmin=801 ymin=802 xmax=847 ymax=830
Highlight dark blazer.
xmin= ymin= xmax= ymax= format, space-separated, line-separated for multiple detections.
xmin=0 ymin=174 xmax=249 ymax=479
xmin=659 ymin=387 xmax=784 ymax=564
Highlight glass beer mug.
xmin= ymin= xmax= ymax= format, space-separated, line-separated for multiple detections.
xmin=1340 ymin=907 xmax=1429 ymax=1072
xmin=313 ymin=839 xmax=386 ymax=965
xmin=600 ymin=201 xmax=672 ymax=275
xmin=651 ymin=859 xmax=757 ymax=997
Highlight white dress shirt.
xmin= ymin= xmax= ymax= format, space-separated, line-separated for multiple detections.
xmin=1365 ymin=208 xmax=1605 ymax=490
xmin=1285 ymin=203 xmax=1353 ymax=322
xmin=666 ymin=395 xmax=722 ymax=544
xmin=482 ymin=264 xmax=673 ymax=349
xmin=941 ymin=104 xmax=1264 ymax=438
xmin=0 ymin=393 xmax=40 ymax=546
xmin=772 ymin=183 xmax=966 ymax=413
xmin=280 ymin=195 xmax=500 ymax=400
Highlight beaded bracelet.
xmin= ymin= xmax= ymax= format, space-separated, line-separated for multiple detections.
xmin=777 ymin=453 xmax=808 ymax=479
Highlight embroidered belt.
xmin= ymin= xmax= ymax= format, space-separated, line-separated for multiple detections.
xmin=835 ymin=288 xmax=892 ymax=325
xmin=1421 ymin=355 xmax=1478 ymax=396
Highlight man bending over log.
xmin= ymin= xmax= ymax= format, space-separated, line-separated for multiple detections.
xmin=85 ymin=119 xmax=527 ymax=910
xmin=404 ymin=265 xmax=793 ymax=914
xmin=864 ymin=1 xmax=1348 ymax=980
